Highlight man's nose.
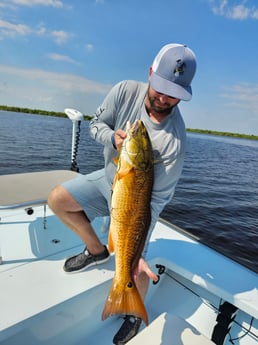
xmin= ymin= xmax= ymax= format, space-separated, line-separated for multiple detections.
xmin=159 ymin=94 xmax=168 ymax=103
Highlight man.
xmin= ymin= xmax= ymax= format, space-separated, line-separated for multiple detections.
xmin=48 ymin=43 xmax=197 ymax=344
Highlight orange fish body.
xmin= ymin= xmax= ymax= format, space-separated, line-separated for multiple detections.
xmin=101 ymin=120 xmax=153 ymax=325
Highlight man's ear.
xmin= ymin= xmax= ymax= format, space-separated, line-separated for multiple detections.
xmin=149 ymin=66 xmax=153 ymax=77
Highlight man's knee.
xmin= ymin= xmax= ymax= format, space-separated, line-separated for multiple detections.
xmin=48 ymin=185 xmax=81 ymax=213
xmin=48 ymin=185 xmax=68 ymax=210
xmin=48 ymin=185 xmax=60 ymax=210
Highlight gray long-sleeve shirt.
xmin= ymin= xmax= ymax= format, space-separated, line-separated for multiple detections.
xmin=89 ymin=80 xmax=186 ymax=249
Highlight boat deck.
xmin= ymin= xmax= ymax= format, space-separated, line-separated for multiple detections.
xmin=0 ymin=171 xmax=257 ymax=344
xmin=0 ymin=205 xmax=257 ymax=343
xmin=148 ymin=220 xmax=258 ymax=320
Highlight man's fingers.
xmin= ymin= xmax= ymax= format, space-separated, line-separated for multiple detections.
xmin=139 ymin=258 xmax=159 ymax=282
xmin=116 ymin=129 xmax=127 ymax=138
xmin=114 ymin=129 xmax=127 ymax=150
xmin=143 ymin=264 xmax=159 ymax=282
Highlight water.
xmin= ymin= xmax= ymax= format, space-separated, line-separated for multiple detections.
xmin=1 ymin=111 xmax=258 ymax=273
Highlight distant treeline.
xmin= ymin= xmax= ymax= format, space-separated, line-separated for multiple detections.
xmin=186 ymin=128 xmax=258 ymax=140
xmin=1 ymin=104 xmax=258 ymax=140
xmin=0 ymin=105 xmax=92 ymax=120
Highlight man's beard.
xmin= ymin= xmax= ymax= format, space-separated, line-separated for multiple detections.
xmin=146 ymin=88 xmax=173 ymax=114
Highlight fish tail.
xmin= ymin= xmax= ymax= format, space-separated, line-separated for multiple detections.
xmin=102 ymin=279 xmax=148 ymax=325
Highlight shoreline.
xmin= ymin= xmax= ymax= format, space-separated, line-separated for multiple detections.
xmin=186 ymin=128 xmax=258 ymax=140
xmin=1 ymin=105 xmax=258 ymax=140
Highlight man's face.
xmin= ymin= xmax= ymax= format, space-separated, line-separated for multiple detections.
xmin=146 ymin=85 xmax=180 ymax=114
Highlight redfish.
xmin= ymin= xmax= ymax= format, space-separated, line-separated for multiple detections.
xmin=102 ymin=120 xmax=153 ymax=325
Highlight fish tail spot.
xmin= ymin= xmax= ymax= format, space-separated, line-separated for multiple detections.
xmin=102 ymin=281 xmax=148 ymax=325
xmin=127 ymin=281 xmax=133 ymax=288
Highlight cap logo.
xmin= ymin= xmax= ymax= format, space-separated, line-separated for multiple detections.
xmin=174 ymin=59 xmax=185 ymax=77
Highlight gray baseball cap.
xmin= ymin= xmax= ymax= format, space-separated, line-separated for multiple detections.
xmin=149 ymin=43 xmax=197 ymax=101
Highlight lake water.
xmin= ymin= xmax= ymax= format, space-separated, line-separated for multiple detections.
xmin=1 ymin=111 xmax=258 ymax=273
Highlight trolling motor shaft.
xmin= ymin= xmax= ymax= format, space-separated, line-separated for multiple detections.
xmin=64 ymin=108 xmax=83 ymax=172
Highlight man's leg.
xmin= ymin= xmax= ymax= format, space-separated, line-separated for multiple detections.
xmin=48 ymin=185 xmax=105 ymax=255
xmin=48 ymin=169 xmax=111 ymax=272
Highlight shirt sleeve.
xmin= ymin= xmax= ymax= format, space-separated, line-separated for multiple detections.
xmin=89 ymin=82 xmax=123 ymax=148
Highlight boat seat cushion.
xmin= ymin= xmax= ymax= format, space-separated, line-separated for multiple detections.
xmin=128 ymin=312 xmax=215 ymax=345
xmin=0 ymin=170 xmax=79 ymax=208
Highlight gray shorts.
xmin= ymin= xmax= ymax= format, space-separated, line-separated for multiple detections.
xmin=62 ymin=168 xmax=112 ymax=221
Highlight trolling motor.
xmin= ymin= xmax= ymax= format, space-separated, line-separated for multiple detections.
xmin=64 ymin=108 xmax=84 ymax=172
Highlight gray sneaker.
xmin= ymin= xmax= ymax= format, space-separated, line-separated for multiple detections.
xmin=63 ymin=245 xmax=110 ymax=273
xmin=113 ymin=315 xmax=142 ymax=345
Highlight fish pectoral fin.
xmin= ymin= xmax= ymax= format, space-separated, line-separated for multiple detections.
xmin=108 ymin=230 xmax=115 ymax=253
xmin=117 ymin=166 xmax=133 ymax=180
xmin=113 ymin=157 xmax=119 ymax=165
xmin=102 ymin=280 xmax=148 ymax=325
xmin=112 ymin=162 xmax=133 ymax=191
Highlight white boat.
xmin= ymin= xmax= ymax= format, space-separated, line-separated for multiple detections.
xmin=0 ymin=111 xmax=257 ymax=345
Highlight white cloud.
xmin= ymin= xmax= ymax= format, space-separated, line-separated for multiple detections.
xmin=210 ymin=0 xmax=258 ymax=20
xmin=47 ymin=53 xmax=79 ymax=65
xmin=0 ymin=64 xmax=112 ymax=112
xmin=0 ymin=19 xmax=72 ymax=45
xmin=0 ymin=64 xmax=110 ymax=93
xmin=231 ymin=4 xmax=250 ymax=19
xmin=35 ymin=23 xmax=72 ymax=44
xmin=0 ymin=0 xmax=71 ymax=43
xmin=51 ymin=30 xmax=72 ymax=45
xmin=85 ymin=43 xmax=94 ymax=52
xmin=0 ymin=19 xmax=31 ymax=38
xmin=221 ymin=82 xmax=258 ymax=112
xmin=210 ymin=0 xmax=227 ymax=16
xmin=7 ymin=0 xmax=63 ymax=7
xmin=36 ymin=23 xmax=47 ymax=36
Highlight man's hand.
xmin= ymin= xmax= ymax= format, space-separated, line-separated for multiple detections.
xmin=114 ymin=129 xmax=127 ymax=151
xmin=133 ymin=257 xmax=158 ymax=283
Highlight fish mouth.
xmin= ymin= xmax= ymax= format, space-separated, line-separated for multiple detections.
xmin=127 ymin=120 xmax=143 ymax=134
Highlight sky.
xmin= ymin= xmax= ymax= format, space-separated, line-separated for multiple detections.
xmin=0 ymin=0 xmax=258 ymax=135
